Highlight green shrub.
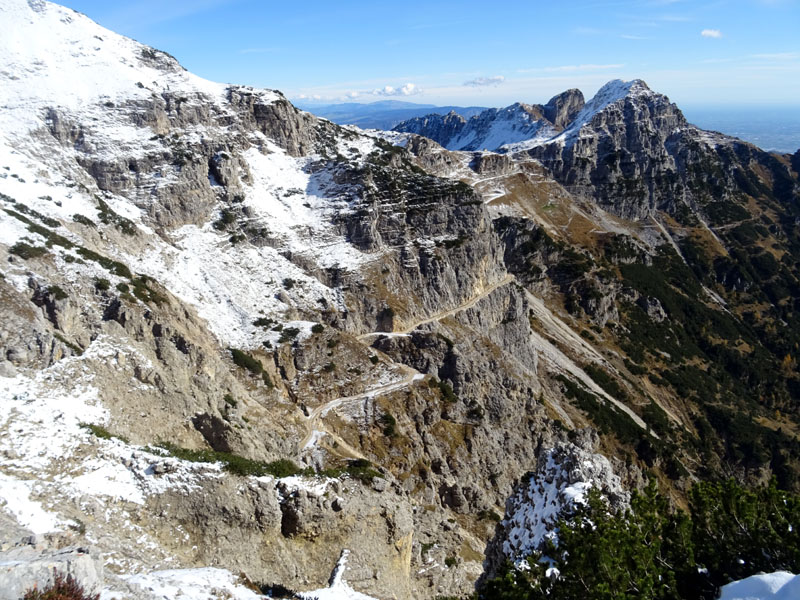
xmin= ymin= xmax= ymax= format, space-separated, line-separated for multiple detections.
xmin=96 ymin=199 xmax=136 ymax=235
xmin=230 ymin=348 xmax=264 ymax=376
xmin=80 ymin=422 xmax=127 ymax=444
xmin=278 ymin=327 xmax=300 ymax=343
xmin=311 ymin=323 xmax=324 ymax=334
xmin=481 ymin=478 xmax=800 ymax=600
xmin=379 ymin=412 xmax=397 ymax=437
xmin=9 ymin=242 xmax=48 ymax=259
xmin=282 ymin=278 xmax=295 ymax=289
xmin=438 ymin=379 xmax=458 ymax=403
xmin=54 ymin=333 xmax=83 ymax=356
xmin=76 ymin=247 xmax=132 ymax=278
xmin=47 ymin=285 xmax=68 ymax=300
xmin=369 ymin=355 xmax=379 ymax=364
xmin=157 ymin=443 xmax=309 ymax=478
xmin=72 ymin=214 xmax=96 ymax=228
xmin=223 ymin=393 xmax=237 ymax=408
xmin=93 ymin=278 xmax=110 ymax=291
xmin=343 ymin=458 xmax=380 ymax=483
xmin=262 ymin=372 xmax=274 ymax=388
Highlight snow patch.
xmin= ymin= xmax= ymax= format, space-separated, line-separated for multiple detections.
xmin=720 ymin=571 xmax=800 ymax=600
xmin=297 ymin=549 xmax=378 ymax=600
xmin=118 ymin=567 xmax=264 ymax=600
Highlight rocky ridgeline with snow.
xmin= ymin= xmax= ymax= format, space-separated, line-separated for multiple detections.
xmin=2 ymin=0 xmax=800 ymax=598
xmin=487 ymin=434 xmax=630 ymax=571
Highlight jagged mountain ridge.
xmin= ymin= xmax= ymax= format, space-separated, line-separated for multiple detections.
xmin=393 ymin=86 xmax=586 ymax=152
xmin=2 ymin=0 xmax=800 ymax=598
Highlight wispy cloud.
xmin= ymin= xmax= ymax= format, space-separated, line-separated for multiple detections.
xmin=464 ymin=75 xmax=505 ymax=87
xmin=621 ymin=34 xmax=649 ymax=40
xmin=701 ymin=29 xmax=723 ymax=38
xmin=518 ymin=64 xmax=624 ymax=74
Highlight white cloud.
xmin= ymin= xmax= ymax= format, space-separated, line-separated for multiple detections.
xmin=701 ymin=29 xmax=722 ymax=38
xmin=372 ymin=83 xmax=422 ymax=96
xmin=464 ymin=75 xmax=505 ymax=87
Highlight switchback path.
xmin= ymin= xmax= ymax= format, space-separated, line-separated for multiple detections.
xmin=300 ymin=365 xmax=422 ymax=459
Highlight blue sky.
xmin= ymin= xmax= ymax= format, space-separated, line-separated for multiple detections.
xmin=61 ymin=0 xmax=800 ymax=107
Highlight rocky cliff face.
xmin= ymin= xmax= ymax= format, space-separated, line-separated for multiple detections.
xmin=3 ymin=1 xmax=800 ymax=599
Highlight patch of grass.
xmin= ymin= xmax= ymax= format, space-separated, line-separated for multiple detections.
xmin=80 ymin=422 xmax=127 ymax=444
xmin=46 ymin=285 xmax=68 ymax=300
xmin=278 ymin=327 xmax=300 ymax=344
xmin=96 ymin=198 xmax=136 ymax=235
xmin=76 ymin=247 xmax=132 ymax=278
xmin=157 ymin=442 xmax=310 ymax=478
xmin=477 ymin=509 xmax=502 ymax=522
xmin=54 ymin=333 xmax=83 ymax=355
xmin=72 ymin=214 xmax=96 ymax=228
xmin=9 ymin=242 xmax=48 ymax=259
xmin=230 ymin=348 xmax=265 ymax=376
xmin=556 ymin=374 xmax=641 ymax=446
xmin=379 ymin=412 xmax=397 ymax=437
xmin=223 ymin=393 xmax=237 ymax=408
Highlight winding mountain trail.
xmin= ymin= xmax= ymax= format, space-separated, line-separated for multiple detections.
xmin=303 ymin=275 xmax=513 ymax=459
xmin=300 ymin=365 xmax=423 ymax=459
xmin=358 ymin=273 xmax=515 ymax=341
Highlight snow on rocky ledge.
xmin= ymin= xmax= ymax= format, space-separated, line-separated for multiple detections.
xmin=499 ymin=439 xmax=629 ymax=562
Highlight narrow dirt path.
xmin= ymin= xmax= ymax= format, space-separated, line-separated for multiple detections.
xmin=300 ymin=365 xmax=422 ymax=458
xmin=358 ymin=273 xmax=514 ymax=341
xmin=304 ymin=274 xmax=512 ymax=459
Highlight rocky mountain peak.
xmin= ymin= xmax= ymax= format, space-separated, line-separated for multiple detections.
xmin=543 ymin=88 xmax=585 ymax=128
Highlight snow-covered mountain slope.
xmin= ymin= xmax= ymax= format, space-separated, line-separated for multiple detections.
xmin=444 ymin=104 xmax=558 ymax=152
